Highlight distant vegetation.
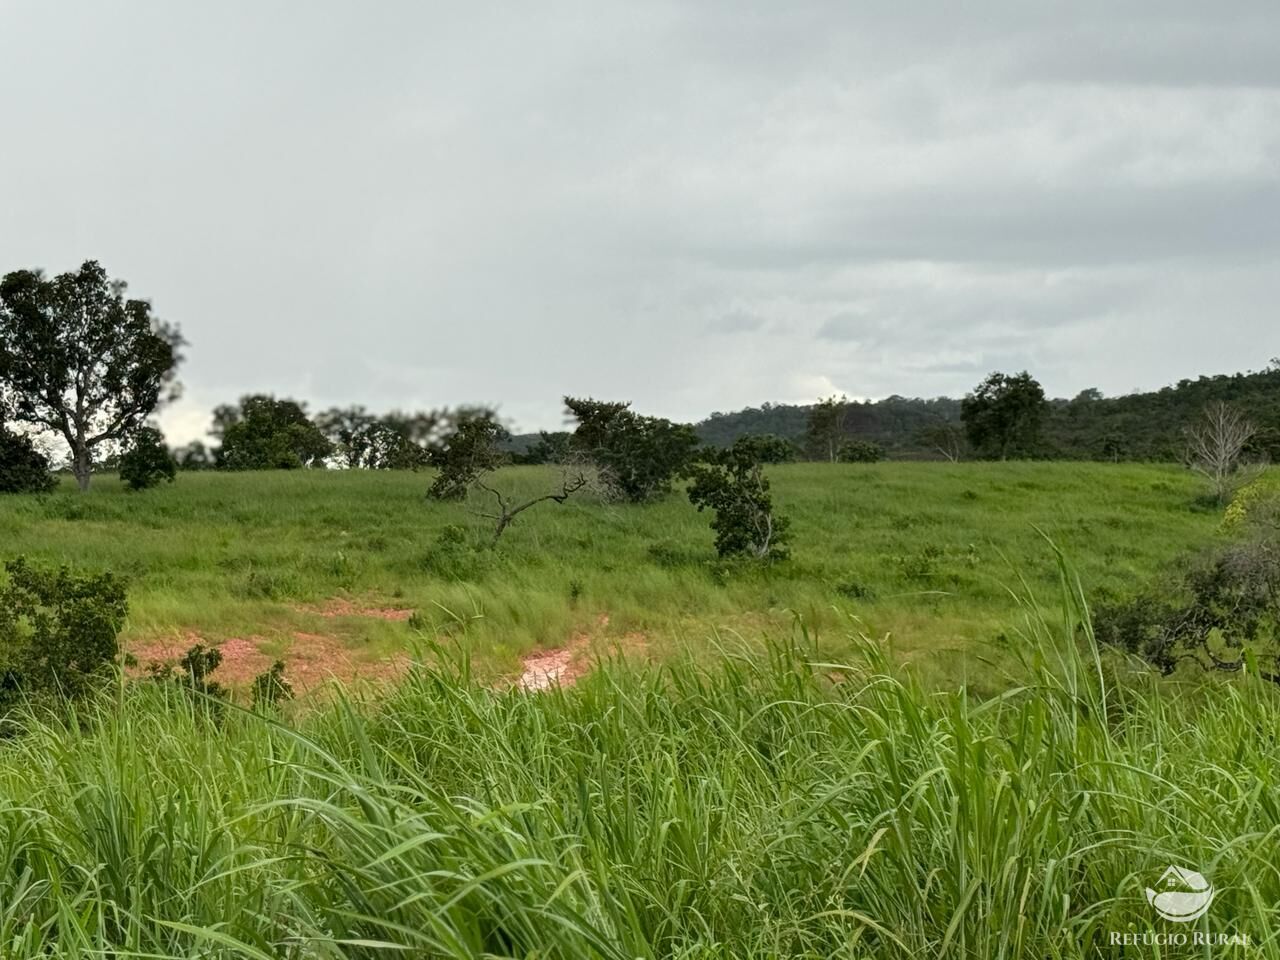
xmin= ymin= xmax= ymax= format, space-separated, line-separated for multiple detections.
xmin=694 ymin=362 xmax=1280 ymax=461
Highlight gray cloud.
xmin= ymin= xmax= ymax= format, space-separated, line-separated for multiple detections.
xmin=1 ymin=1 xmax=1277 ymax=440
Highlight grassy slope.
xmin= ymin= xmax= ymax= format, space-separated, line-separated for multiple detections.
xmin=0 ymin=462 xmax=1221 ymax=687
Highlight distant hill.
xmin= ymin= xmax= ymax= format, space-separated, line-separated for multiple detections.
xmin=504 ymin=365 xmax=1280 ymax=462
xmin=694 ymin=366 xmax=1280 ymax=461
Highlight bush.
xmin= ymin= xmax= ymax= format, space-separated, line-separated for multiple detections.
xmin=837 ymin=439 xmax=884 ymax=463
xmin=119 ymin=426 xmax=177 ymax=491
xmin=0 ymin=557 xmax=127 ymax=713
xmin=1095 ymin=539 xmax=1280 ymax=681
xmin=0 ymin=427 xmax=56 ymax=494
xmin=252 ymin=660 xmax=293 ymax=710
xmin=686 ymin=436 xmax=790 ymax=560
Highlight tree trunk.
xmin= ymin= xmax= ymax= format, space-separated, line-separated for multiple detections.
xmin=72 ymin=443 xmax=92 ymax=492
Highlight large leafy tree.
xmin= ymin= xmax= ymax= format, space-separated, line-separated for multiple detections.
xmin=426 ymin=412 xmax=508 ymax=500
xmin=213 ymin=395 xmax=332 ymax=470
xmin=564 ymin=397 xmax=698 ymax=503
xmin=0 ymin=261 xmax=184 ymax=491
xmin=960 ymin=371 xmax=1047 ymax=460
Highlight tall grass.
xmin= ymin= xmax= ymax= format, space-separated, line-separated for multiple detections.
xmin=0 ymin=566 xmax=1277 ymax=957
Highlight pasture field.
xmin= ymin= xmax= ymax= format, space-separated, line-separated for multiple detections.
xmin=0 ymin=462 xmax=1222 ymax=691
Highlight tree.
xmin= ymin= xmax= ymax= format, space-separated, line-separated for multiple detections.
xmin=474 ymin=470 xmax=590 ymax=546
xmin=0 ymin=261 xmax=184 ymax=491
xmin=318 ymin=407 xmax=434 ymax=470
xmin=917 ymin=420 xmax=966 ymax=462
xmin=426 ymin=413 xmax=507 ymax=500
xmin=174 ymin=440 xmax=215 ymax=471
xmin=960 ymin=372 xmax=1047 ymax=460
xmin=214 ymin=395 xmax=332 ymax=470
xmin=118 ymin=426 xmax=177 ymax=491
xmin=517 ymin=430 xmax=573 ymax=465
xmin=806 ymin=394 xmax=850 ymax=462
xmin=1185 ymin=401 xmax=1265 ymax=504
xmin=564 ymin=397 xmax=698 ymax=502
xmin=685 ymin=436 xmax=790 ymax=560
xmin=837 ymin=439 xmax=884 ymax=463
xmin=0 ymin=426 xmax=56 ymax=494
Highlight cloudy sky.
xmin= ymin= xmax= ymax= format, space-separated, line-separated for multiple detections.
xmin=2 ymin=1 xmax=1278 ymax=441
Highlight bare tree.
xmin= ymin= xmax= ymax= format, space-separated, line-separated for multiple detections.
xmin=474 ymin=470 xmax=590 ymax=545
xmin=1185 ymin=401 xmax=1265 ymax=504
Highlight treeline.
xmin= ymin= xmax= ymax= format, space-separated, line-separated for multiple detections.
xmin=690 ymin=364 xmax=1280 ymax=462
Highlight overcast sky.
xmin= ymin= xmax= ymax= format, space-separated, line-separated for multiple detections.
xmin=2 ymin=1 xmax=1278 ymax=442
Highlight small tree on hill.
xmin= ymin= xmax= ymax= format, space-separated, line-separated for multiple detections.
xmin=960 ymin=371 xmax=1047 ymax=460
xmin=1185 ymin=401 xmax=1265 ymax=504
xmin=564 ymin=397 xmax=698 ymax=502
xmin=0 ymin=426 xmax=56 ymax=494
xmin=118 ymin=426 xmax=177 ymax=491
xmin=806 ymin=394 xmax=850 ymax=462
xmin=214 ymin=395 xmax=333 ymax=469
xmin=0 ymin=261 xmax=184 ymax=491
xmin=686 ymin=435 xmax=790 ymax=560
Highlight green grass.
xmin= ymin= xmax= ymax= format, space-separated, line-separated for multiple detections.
xmin=0 ymin=463 xmax=1222 ymax=687
xmin=0 ymin=573 xmax=1276 ymax=957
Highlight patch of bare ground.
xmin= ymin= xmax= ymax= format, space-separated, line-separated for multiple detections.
xmin=295 ymin=598 xmax=414 ymax=621
xmin=514 ymin=616 xmax=649 ymax=692
xmin=128 ymin=631 xmax=409 ymax=694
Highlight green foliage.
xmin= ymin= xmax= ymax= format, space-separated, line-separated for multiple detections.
xmin=0 ymin=557 xmax=127 ymax=712
xmin=317 ymin=405 xmax=431 ymax=470
xmin=214 ymin=395 xmax=333 ymax=470
xmin=513 ymin=430 xmax=573 ymax=464
xmin=686 ymin=435 xmax=790 ymax=559
xmin=564 ymin=396 xmax=697 ymax=502
xmin=837 ymin=438 xmax=884 ymax=462
xmin=118 ymin=426 xmax=176 ymax=491
xmin=251 ymin=660 xmax=293 ymax=710
xmin=1096 ymin=489 xmax=1280 ymax=681
xmin=426 ymin=413 xmax=507 ymax=500
xmin=805 ymin=393 xmax=849 ymax=461
xmin=172 ymin=440 xmax=215 ymax=470
xmin=0 ymin=260 xmax=184 ymax=490
xmin=0 ymin=427 xmax=55 ymax=494
xmin=961 ymin=370 xmax=1048 ymax=459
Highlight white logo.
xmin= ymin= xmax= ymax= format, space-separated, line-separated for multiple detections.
xmin=1146 ymin=865 xmax=1215 ymax=922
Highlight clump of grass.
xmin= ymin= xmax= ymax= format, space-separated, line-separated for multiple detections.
xmin=0 ymin=559 xmax=1276 ymax=957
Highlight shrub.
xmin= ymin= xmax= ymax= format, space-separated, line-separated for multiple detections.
xmin=837 ymin=439 xmax=884 ymax=463
xmin=0 ymin=427 xmax=56 ymax=494
xmin=118 ymin=426 xmax=177 ymax=491
xmin=251 ymin=660 xmax=293 ymax=710
xmin=686 ymin=436 xmax=790 ymax=560
xmin=0 ymin=557 xmax=127 ymax=712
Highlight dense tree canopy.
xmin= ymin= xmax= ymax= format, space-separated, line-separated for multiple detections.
xmin=564 ymin=397 xmax=698 ymax=503
xmin=961 ymin=372 xmax=1048 ymax=460
xmin=214 ymin=396 xmax=332 ymax=470
xmin=0 ymin=261 xmax=184 ymax=490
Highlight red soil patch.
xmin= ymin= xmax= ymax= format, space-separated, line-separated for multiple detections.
xmin=128 ymin=631 xmax=409 ymax=694
xmin=296 ymin=598 xmax=415 ymax=621
xmin=514 ymin=620 xmax=648 ymax=692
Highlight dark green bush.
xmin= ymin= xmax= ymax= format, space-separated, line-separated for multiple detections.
xmin=251 ymin=660 xmax=293 ymax=710
xmin=119 ymin=426 xmax=177 ymax=491
xmin=837 ymin=439 xmax=885 ymax=463
xmin=0 ymin=428 xmax=56 ymax=494
xmin=0 ymin=557 xmax=127 ymax=713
